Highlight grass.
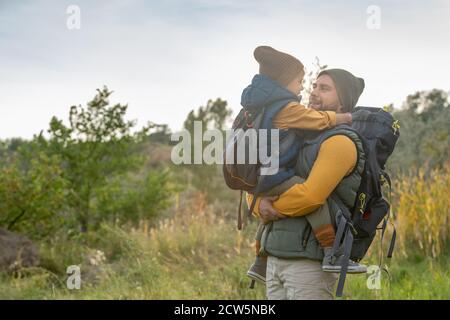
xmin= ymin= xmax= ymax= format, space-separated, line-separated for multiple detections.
xmin=344 ymin=251 xmax=450 ymax=299
xmin=0 ymin=166 xmax=449 ymax=300
xmin=0 ymin=190 xmax=449 ymax=300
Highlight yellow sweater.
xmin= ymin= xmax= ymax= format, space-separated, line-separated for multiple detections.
xmin=273 ymin=101 xmax=337 ymax=130
xmin=246 ymin=103 xmax=357 ymax=217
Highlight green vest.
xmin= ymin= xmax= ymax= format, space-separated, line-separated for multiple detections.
xmin=260 ymin=126 xmax=365 ymax=260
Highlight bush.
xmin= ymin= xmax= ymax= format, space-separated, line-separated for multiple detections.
xmin=0 ymin=151 xmax=68 ymax=239
xmin=94 ymin=169 xmax=174 ymax=227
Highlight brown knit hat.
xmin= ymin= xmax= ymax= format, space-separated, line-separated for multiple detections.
xmin=254 ymin=46 xmax=304 ymax=87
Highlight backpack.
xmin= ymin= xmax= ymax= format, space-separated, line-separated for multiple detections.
xmin=223 ymin=103 xmax=301 ymax=230
xmin=330 ymin=106 xmax=400 ymax=297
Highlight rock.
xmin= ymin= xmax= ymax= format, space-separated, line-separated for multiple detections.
xmin=0 ymin=228 xmax=40 ymax=271
xmin=80 ymin=249 xmax=109 ymax=285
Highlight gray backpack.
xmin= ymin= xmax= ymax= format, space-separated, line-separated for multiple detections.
xmin=330 ymin=107 xmax=400 ymax=297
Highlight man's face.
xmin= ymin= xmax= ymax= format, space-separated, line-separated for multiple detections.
xmin=309 ymin=74 xmax=343 ymax=113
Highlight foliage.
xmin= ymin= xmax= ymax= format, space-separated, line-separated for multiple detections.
xmin=0 ymin=87 xmax=174 ymax=235
xmin=35 ymin=87 xmax=159 ymax=231
xmin=183 ymin=98 xmax=232 ymax=132
xmin=181 ymin=98 xmax=233 ymax=198
xmin=0 ymin=188 xmax=449 ymax=299
xmin=394 ymin=166 xmax=450 ymax=258
xmin=94 ymin=169 xmax=174 ymax=227
xmin=388 ymin=89 xmax=450 ymax=175
xmin=0 ymin=152 xmax=67 ymax=239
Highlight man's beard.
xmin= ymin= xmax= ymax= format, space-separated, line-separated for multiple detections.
xmin=308 ymin=101 xmax=323 ymax=111
xmin=308 ymin=99 xmax=340 ymax=112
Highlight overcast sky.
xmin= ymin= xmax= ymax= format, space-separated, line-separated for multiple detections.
xmin=1 ymin=0 xmax=449 ymax=139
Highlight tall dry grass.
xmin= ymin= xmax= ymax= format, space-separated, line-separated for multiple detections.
xmin=394 ymin=165 xmax=450 ymax=258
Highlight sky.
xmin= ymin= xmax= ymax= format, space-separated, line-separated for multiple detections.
xmin=1 ymin=0 xmax=449 ymax=139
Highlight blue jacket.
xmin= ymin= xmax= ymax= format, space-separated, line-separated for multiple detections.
xmin=240 ymin=74 xmax=302 ymax=193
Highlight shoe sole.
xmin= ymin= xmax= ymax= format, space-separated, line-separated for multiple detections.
xmin=246 ymin=271 xmax=266 ymax=284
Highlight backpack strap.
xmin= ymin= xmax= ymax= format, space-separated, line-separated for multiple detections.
xmin=301 ymin=125 xmax=365 ymax=179
xmin=336 ymin=227 xmax=354 ymax=298
xmin=377 ymin=171 xmax=395 ymax=292
xmin=380 ymin=211 xmax=397 ymax=260
xmin=380 ymin=171 xmax=396 ymax=259
xmin=329 ymin=193 xmax=358 ymax=298
xmin=246 ymin=173 xmax=268 ymax=222
xmin=387 ymin=227 xmax=396 ymax=258
xmin=366 ymin=138 xmax=383 ymax=197
xmin=237 ymin=190 xmax=243 ymax=230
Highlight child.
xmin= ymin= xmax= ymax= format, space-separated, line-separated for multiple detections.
xmin=243 ymin=46 xmax=365 ymax=285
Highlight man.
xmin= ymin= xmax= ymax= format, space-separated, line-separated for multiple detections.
xmin=247 ymin=68 xmax=366 ymax=300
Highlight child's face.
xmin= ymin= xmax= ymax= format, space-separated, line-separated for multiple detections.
xmin=286 ymin=71 xmax=305 ymax=96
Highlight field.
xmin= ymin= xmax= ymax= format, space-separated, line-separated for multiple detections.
xmin=1 ymin=167 xmax=448 ymax=300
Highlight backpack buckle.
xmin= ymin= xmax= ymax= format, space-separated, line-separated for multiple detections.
xmin=244 ymin=111 xmax=254 ymax=128
xmin=380 ymin=174 xmax=387 ymax=186
xmin=347 ymin=221 xmax=358 ymax=236
xmin=392 ymin=120 xmax=400 ymax=135
xmin=358 ymin=193 xmax=366 ymax=214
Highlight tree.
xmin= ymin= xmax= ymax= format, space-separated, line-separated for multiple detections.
xmin=180 ymin=98 xmax=232 ymax=196
xmin=183 ymin=98 xmax=232 ymax=132
xmin=301 ymin=57 xmax=327 ymax=106
xmin=37 ymin=86 xmax=155 ymax=232
xmin=387 ymin=89 xmax=450 ymax=174
xmin=147 ymin=123 xmax=173 ymax=145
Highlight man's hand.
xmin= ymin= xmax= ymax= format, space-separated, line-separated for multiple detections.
xmin=335 ymin=113 xmax=352 ymax=125
xmin=259 ymin=196 xmax=287 ymax=224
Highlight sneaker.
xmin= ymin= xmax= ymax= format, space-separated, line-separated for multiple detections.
xmin=322 ymin=247 xmax=367 ymax=274
xmin=246 ymin=255 xmax=267 ymax=284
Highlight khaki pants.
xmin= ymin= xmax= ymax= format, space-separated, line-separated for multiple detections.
xmin=266 ymin=256 xmax=339 ymax=300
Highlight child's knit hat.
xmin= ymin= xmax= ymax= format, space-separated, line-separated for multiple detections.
xmin=254 ymin=46 xmax=304 ymax=87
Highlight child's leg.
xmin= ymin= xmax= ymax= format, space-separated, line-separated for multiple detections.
xmin=248 ymin=221 xmax=268 ymax=284
xmin=305 ymin=199 xmax=367 ymax=273
xmin=304 ymin=201 xmax=336 ymax=248
xmin=254 ymin=221 xmax=265 ymax=256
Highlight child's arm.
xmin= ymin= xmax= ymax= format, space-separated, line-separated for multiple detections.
xmin=272 ymin=102 xmax=352 ymax=130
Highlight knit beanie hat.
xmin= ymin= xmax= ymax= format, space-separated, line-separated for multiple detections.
xmin=318 ymin=69 xmax=365 ymax=112
xmin=254 ymin=46 xmax=304 ymax=87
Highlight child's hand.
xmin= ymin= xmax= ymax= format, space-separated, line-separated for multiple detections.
xmin=335 ymin=113 xmax=352 ymax=125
